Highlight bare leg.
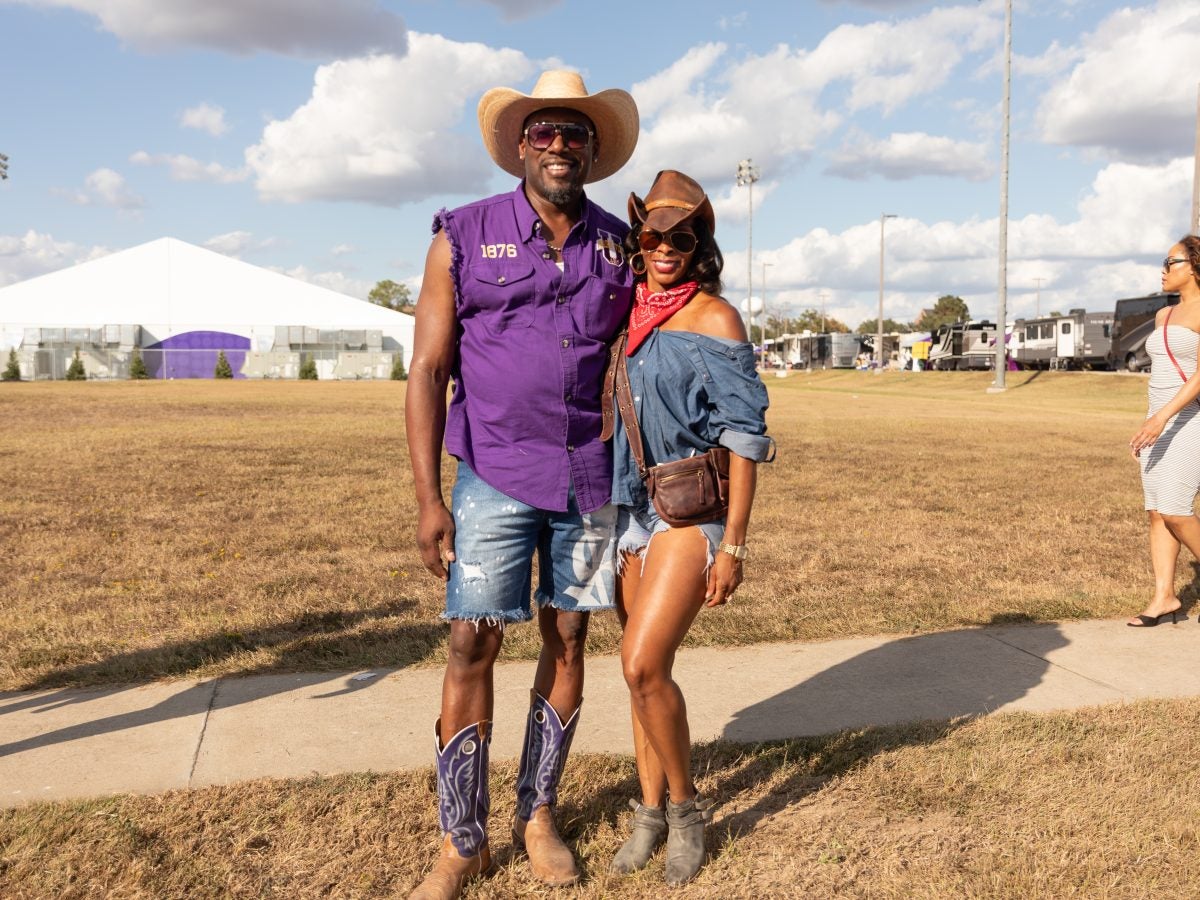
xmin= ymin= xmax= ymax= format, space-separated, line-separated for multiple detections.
xmin=440 ymin=620 xmax=504 ymax=743
xmin=616 ymin=550 xmax=667 ymax=808
xmin=620 ymin=527 xmax=709 ymax=804
xmin=532 ymin=607 xmax=588 ymax=720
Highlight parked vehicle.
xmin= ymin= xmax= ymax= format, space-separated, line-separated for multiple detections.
xmin=830 ymin=332 xmax=862 ymax=368
xmin=1107 ymin=292 xmax=1180 ymax=372
xmin=1011 ymin=308 xmax=1113 ymax=369
xmin=928 ymin=321 xmax=998 ymax=370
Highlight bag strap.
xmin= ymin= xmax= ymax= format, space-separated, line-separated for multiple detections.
xmin=1162 ymin=308 xmax=1200 ymax=409
xmin=600 ymin=331 xmax=649 ymax=479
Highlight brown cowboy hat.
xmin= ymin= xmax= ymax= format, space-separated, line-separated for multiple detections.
xmin=628 ymin=170 xmax=716 ymax=234
xmin=477 ymin=70 xmax=639 ymax=183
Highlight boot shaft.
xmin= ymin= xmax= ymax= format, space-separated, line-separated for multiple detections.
xmin=434 ymin=719 xmax=491 ymax=858
xmin=515 ymin=690 xmax=580 ymax=820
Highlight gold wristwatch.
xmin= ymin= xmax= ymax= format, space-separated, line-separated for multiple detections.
xmin=719 ymin=542 xmax=749 ymax=561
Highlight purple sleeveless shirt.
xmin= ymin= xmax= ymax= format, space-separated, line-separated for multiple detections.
xmin=433 ymin=182 xmax=633 ymax=513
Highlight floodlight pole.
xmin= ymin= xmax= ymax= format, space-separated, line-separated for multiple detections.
xmin=1192 ymin=83 xmax=1199 ymax=234
xmin=877 ymin=213 xmax=897 ymax=367
xmin=991 ymin=0 xmax=1013 ymax=392
xmin=761 ymin=261 xmax=773 ymax=365
xmin=1034 ymin=277 xmax=1044 ymax=319
xmin=819 ymin=290 xmax=828 ymax=334
xmin=737 ymin=159 xmax=760 ymax=354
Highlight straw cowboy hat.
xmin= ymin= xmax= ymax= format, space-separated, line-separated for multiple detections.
xmin=477 ymin=70 xmax=639 ymax=183
xmin=628 ymin=170 xmax=716 ymax=234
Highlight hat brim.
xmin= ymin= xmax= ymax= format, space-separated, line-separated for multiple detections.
xmin=478 ymin=87 xmax=639 ymax=184
xmin=628 ymin=192 xmax=716 ymax=234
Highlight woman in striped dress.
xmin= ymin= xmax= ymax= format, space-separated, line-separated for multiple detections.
xmin=1128 ymin=236 xmax=1200 ymax=626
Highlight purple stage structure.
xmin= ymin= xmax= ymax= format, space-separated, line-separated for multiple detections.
xmin=143 ymin=331 xmax=250 ymax=379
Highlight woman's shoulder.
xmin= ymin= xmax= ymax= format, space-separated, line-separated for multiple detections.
xmin=684 ymin=293 xmax=748 ymax=342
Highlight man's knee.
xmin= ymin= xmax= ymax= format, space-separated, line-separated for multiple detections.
xmin=446 ymin=620 xmax=503 ymax=674
xmin=541 ymin=608 xmax=589 ymax=655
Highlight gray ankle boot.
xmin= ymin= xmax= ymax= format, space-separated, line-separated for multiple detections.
xmin=609 ymin=799 xmax=667 ymax=874
xmin=664 ymin=795 xmax=714 ymax=886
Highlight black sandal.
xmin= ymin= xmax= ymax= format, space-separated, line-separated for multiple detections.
xmin=1127 ymin=609 xmax=1186 ymax=627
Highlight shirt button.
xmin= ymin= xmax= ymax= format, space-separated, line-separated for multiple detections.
xmin=557 ymin=297 xmax=565 ymax=304
xmin=562 ymin=339 xmax=570 ymax=348
xmin=565 ymin=393 xmax=572 ymax=401
xmin=497 ymin=276 xmax=506 ymax=284
xmin=567 ymin=444 xmax=575 ymax=452
xmin=608 ymin=292 xmax=615 ymax=301
xmin=542 ymin=252 xmax=552 ymax=260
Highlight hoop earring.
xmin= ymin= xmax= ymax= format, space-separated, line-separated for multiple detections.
xmin=629 ymin=252 xmax=646 ymax=275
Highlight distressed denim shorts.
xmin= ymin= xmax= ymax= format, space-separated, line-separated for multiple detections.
xmin=444 ymin=461 xmax=618 ymax=625
xmin=615 ymin=502 xmax=724 ymax=574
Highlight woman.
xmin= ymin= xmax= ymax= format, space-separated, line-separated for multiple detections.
xmin=1128 ymin=235 xmax=1200 ymax=627
xmin=604 ymin=171 xmax=773 ymax=884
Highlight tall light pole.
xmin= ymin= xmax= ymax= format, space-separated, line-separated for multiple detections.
xmin=1033 ymin=277 xmax=1044 ymax=319
xmin=818 ymin=291 xmax=829 ymax=334
xmin=877 ymin=213 xmax=897 ymax=367
xmin=761 ymin=261 xmax=773 ymax=366
xmin=1192 ymin=83 xmax=1199 ymax=234
xmin=737 ymin=159 xmax=760 ymax=343
xmin=991 ymin=0 xmax=1013 ymax=392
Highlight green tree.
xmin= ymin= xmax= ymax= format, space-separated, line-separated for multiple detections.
xmin=368 ymin=279 xmax=414 ymax=313
xmin=920 ymin=295 xmax=970 ymax=331
xmin=2 ymin=349 xmax=20 ymax=382
xmin=129 ymin=347 xmax=148 ymax=380
xmin=390 ymin=352 xmax=407 ymax=381
xmin=299 ymin=357 xmax=318 ymax=380
xmin=214 ymin=350 xmax=233 ymax=379
xmin=856 ymin=317 xmax=911 ymax=334
xmin=65 ymin=348 xmax=86 ymax=381
xmin=791 ymin=308 xmax=850 ymax=334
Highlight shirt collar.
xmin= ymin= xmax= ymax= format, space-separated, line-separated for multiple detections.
xmin=512 ymin=180 xmax=593 ymax=246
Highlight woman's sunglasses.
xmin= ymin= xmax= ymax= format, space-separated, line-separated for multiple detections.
xmin=523 ymin=122 xmax=594 ymax=151
xmin=638 ymin=228 xmax=698 ymax=255
xmin=1163 ymin=256 xmax=1189 ymax=273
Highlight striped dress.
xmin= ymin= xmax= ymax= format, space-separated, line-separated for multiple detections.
xmin=1140 ymin=323 xmax=1200 ymax=515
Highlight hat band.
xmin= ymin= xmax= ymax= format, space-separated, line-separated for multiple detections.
xmin=644 ymin=199 xmax=696 ymax=213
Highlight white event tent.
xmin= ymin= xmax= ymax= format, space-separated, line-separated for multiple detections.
xmin=0 ymin=237 xmax=415 ymax=380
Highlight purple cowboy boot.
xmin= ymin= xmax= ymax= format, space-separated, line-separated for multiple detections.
xmin=510 ymin=690 xmax=581 ymax=886
xmin=409 ymin=719 xmax=492 ymax=900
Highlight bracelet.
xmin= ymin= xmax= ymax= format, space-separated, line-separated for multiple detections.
xmin=719 ymin=542 xmax=749 ymax=561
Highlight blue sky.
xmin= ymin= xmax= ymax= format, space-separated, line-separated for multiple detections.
xmin=2 ymin=0 xmax=1198 ymax=328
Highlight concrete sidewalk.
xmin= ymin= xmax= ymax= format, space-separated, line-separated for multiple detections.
xmin=3 ymin=618 xmax=1197 ymax=809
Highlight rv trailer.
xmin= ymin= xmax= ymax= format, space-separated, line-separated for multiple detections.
xmin=1012 ymin=308 xmax=1113 ymax=370
xmin=1107 ymin=292 xmax=1179 ymax=372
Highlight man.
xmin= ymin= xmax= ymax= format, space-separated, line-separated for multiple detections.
xmin=405 ymin=71 xmax=638 ymax=899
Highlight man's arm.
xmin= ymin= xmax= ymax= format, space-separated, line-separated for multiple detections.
xmin=405 ymin=231 xmax=458 ymax=579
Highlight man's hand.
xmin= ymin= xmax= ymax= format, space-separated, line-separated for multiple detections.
xmin=416 ymin=502 xmax=456 ymax=580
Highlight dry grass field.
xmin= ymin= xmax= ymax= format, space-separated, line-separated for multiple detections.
xmin=0 ymin=371 xmax=1167 ymax=692
xmin=4 ymin=697 xmax=1200 ymax=898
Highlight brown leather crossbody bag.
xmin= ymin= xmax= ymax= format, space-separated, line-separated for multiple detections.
xmin=601 ymin=332 xmax=730 ymax=527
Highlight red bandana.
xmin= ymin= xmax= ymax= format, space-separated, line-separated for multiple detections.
xmin=627 ymin=281 xmax=700 ymax=355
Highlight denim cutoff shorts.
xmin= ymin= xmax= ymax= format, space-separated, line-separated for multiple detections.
xmin=444 ymin=461 xmax=617 ymax=625
xmin=615 ymin=501 xmax=724 ymax=575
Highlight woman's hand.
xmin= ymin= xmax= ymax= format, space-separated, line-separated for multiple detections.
xmin=704 ymin=552 xmax=743 ymax=607
xmin=1130 ymin=413 xmax=1167 ymax=458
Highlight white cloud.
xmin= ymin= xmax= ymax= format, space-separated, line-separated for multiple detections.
xmin=180 ymin=102 xmax=228 ymax=136
xmin=825 ymin=131 xmax=994 ymax=182
xmin=0 ymin=230 xmax=111 ymax=287
xmin=245 ymin=33 xmax=534 ymax=205
xmin=727 ymin=156 xmax=1193 ymax=326
xmin=203 ymin=230 xmax=276 ymax=258
xmin=470 ymin=0 xmax=560 ymax=21
xmin=275 ymin=264 xmax=374 ymax=300
xmin=130 ymin=150 xmax=247 ymax=183
xmin=15 ymin=0 xmax=406 ymax=57
xmin=331 ymin=243 xmax=355 ymax=257
xmin=54 ymin=167 xmax=144 ymax=210
xmin=617 ymin=4 xmax=998 ymax=193
xmin=1037 ymin=0 xmax=1200 ymax=161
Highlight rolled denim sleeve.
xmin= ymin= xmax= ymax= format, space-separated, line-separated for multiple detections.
xmin=704 ymin=343 xmax=773 ymax=461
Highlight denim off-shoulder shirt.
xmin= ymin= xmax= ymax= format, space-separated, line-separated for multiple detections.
xmin=612 ymin=327 xmax=773 ymax=508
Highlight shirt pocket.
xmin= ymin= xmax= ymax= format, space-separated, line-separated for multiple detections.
xmin=462 ymin=259 xmax=537 ymax=330
xmin=569 ymin=274 xmax=630 ymax=342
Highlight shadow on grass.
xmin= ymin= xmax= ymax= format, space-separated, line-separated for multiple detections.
xmin=705 ymin=618 xmax=1070 ymax=841
xmin=0 ymin=602 xmax=447 ymax=759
